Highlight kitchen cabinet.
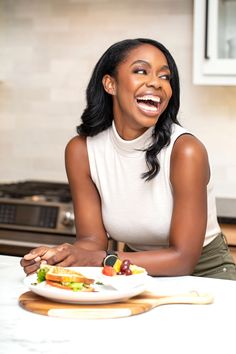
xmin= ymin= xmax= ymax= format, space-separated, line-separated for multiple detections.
xmin=193 ymin=0 xmax=236 ymax=85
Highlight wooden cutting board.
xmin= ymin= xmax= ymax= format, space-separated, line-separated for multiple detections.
xmin=19 ymin=291 xmax=213 ymax=319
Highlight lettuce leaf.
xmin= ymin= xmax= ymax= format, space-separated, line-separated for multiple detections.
xmin=63 ymin=282 xmax=85 ymax=292
xmin=37 ymin=266 xmax=51 ymax=283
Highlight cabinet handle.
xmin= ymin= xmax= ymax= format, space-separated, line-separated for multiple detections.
xmin=204 ymin=0 xmax=210 ymax=59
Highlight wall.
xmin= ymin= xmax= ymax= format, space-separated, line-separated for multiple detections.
xmin=0 ymin=0 xmax=236 ymax=197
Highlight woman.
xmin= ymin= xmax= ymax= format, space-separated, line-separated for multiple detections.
xmin=21 ymin=38 xmax=236 ymax=279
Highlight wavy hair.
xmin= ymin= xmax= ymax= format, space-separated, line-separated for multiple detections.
xmin=77 ymin=38 xmax=180 ymax=181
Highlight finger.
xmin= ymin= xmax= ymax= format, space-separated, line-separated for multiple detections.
xmin=53 ymin=253 xmax=76 ymax=267
xmin=54 ymin=259 xmax=71 ymax=267
xmin=20 ymin=258 xmax=38 ymax=267
xmin=23 ymin=261 xmax=41 ymax=275
xmin=46 ymin=249 xmax=69 ymax=265
xmin=21 ymin=257 xmax=48 ymax=272
xmin=23 ymin=247 xmax=49 ymax=261
xmin=41 ymin=244 xmax=71 ymax=263
xmin=40 ymin=249 xmax=58 ymax=262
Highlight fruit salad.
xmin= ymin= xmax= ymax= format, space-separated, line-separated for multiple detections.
xmin=102 ymin=258 xmax=146 ymax=277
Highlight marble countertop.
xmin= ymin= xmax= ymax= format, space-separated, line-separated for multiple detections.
xmin=1 ymin=255 xmax=236 ymax=354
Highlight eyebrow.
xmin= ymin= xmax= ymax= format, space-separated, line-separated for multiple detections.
xmin=130 ymin=60 xmax=170 ymax=71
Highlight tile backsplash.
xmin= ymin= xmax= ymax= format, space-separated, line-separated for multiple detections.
xmin=0 ymin=0 xmax=236 ymax=197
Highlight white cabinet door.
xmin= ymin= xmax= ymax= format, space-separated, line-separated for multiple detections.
xmin=193 ymin=0 xmax=236 ymax=85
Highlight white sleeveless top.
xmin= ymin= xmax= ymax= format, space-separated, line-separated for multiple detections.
xmin=87 ymin=121 xmax=220 ymax=250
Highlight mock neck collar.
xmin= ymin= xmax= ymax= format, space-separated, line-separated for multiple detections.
xmin=109 ymin=121 xmax=154 ymax=157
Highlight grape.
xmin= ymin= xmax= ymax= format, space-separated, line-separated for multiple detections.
xmin=120 ymin=263 xmax=129 ymax=274
xmin=122 ymin=259 xmax=131 ymax=267
xmin=120 ymin=259 xmax=133 ymax=275
xmin=125 ymin=268 xmax=132 ymax=276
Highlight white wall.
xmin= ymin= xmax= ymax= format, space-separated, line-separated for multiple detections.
xmin=0 ymin=0 xmax=236 ymax=197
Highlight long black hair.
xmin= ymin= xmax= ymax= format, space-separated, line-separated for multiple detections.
xmin=77 ymin=38 xmax=180 ymax=181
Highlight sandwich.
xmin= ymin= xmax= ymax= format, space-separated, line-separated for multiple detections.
xmin=37 ymin=265 xmax=95 ymax=292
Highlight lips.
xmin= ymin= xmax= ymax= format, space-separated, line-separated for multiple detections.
xmin=136 ymin=94 xmax=161 ymax=115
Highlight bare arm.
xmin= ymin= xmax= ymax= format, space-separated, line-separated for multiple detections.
xmin=41 ymin=135 xmax=109 ymax=266
xmin=20 ymin=135 xmax=108 ymax=273
xmin=65 ymin=135 xmax=108 ymax=251
xmin=117 ymin=134 xmax=210 ymax=276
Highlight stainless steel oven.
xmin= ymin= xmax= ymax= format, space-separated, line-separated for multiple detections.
xmin=0 ymin=181 xmax=76 ymax=256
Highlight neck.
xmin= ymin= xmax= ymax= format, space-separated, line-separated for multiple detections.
xmin=113 ymin=119 xmax=148 ymax=141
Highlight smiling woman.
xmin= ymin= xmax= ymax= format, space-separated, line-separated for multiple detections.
xmin=20 ymin=38 xmax=236 ymax=280
xmin=101 ymin=44 xmax=172 ymax=137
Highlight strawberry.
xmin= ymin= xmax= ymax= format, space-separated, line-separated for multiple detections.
xmin=102 ymin=265 xmax=117 ymax=276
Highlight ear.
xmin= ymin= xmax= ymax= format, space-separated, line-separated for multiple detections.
xmin=102 ymin=74 xmax=116 ymax=95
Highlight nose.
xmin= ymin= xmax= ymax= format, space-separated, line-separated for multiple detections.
xmin=145 ymin=75 xmax=161 ymax=89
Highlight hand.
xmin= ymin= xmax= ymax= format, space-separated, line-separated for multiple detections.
xmin=20 ymin=246 xmax=58 ymax=275
xmin=43 ymin=243 xmax=105 ymax=268
xmin=20 ymin=243 xmax=105 ymax=275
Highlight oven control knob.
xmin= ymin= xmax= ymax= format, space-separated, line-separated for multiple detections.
xmin=62 ymin=211 xmax=75 ymax=227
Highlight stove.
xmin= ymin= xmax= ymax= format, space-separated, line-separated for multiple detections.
xmin=0 ymin=181 xmax=76 ymax=256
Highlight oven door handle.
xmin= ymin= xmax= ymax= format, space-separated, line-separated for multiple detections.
xmin=0 ymin=239 xmax=57 ymax=248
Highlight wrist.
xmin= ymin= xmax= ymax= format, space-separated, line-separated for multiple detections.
xmin=103 ymin=250 xmax=118 ymax=267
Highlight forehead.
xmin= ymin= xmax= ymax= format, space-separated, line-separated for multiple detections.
xmin=122 ymin=43 xmax=168 ymax=66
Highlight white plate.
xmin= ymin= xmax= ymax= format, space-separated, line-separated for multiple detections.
xmin=23 ymin=267 xmax=147 ymax=304
xmin=100 ymin=271 xmax=148 ymax=290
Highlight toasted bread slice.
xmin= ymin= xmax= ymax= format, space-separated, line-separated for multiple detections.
xmin=44 ymin=265 xmax=94 ymax=285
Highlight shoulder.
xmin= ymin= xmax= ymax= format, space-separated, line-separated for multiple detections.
xmin=172 ymin=133 xmax=208 ymax=161
xmin=65 ymin=135 xmax=90 ymax=176
xmin=65 ymin=135 xmax=87 ymax=159
xmin=170 ymin=133 xmax=210 ymax=184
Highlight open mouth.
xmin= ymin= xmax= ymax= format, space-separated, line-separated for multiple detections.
xmin=136 ymin=95 xmax=161 ymax=113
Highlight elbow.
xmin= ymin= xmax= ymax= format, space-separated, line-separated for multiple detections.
xmin=171 ymin=250 xmax=199 ymax=276
xmin=176 ymin=258 xmax=198 ymax=276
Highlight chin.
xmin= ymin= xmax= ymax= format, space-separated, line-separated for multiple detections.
xmin=141 ymin=116 xmax=159 ymax=128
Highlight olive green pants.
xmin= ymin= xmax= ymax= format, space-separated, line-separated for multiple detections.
xmin=124 ymin=233 xmax=236 ymax=280
xmin=192 ymin=233 xmax=236 ymax=280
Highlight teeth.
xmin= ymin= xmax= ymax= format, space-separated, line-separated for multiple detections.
xmin=138 ymin=104 xmax=158 ymax=112
xmin=136 ymin=95 xmax=160 ymax=103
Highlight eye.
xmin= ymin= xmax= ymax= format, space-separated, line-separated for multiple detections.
xmin=159 ymin=73 xmax=171 ymax=81
xmin=133 ymin=68 xmax=147 ymax=75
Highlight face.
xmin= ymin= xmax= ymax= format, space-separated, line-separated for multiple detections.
xmin=102 ymin=43 xmax=173 ymax=139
